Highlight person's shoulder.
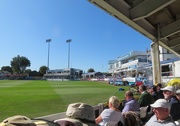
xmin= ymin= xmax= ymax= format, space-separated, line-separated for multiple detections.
xmin=140 ymin=92 xmax=146 ymax=96
xmin=144 ymin=115 xmax=154 ymax=125
xmin=128 ymin=99 xmax=138 ymax=104
xmin=101 ymin=108 xmax=108 ymax=112
xmin=142 ymin=91 xmax=150 ymax=95
xmin=171 ymin=97 xmax=179 ymax=103
xmin=167 ymin=122 xmax=176 ymax=126
xmin=164 ymin=116 xmax=176 ymax=126
xmin=149 ymin=114 xmax=156 ymax=120
xmin=126 ymin=99 xmax=134 ymax=103
xmin=102 ymin=108 xmax=112 ymax=113
xmin=145 ymin=91 xmax=152 ymax=96
xmin=141 ymin=92 xmax=150 ymax=98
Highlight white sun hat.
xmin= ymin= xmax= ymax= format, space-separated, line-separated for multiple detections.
xmin=161 ymin=86 xmax=175 ymax=93
xmin=150 ymin=99 xmax=171 ymax=110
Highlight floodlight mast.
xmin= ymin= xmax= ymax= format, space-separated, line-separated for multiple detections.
xmin=66 ymin=39 xmax=72 ymax=69
xmin=46 ymin=39 xmax=52 ymax=70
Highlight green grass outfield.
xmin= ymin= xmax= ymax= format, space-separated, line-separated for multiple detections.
xmin=0 ymin=80 xmax=130 ymax=121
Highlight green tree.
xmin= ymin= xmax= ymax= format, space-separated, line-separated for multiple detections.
xmin=29 ymin=70 xmax=41 ymax=77
xmin=11 ymin=55 xmax=31 ymax=74
xmin=88 ymin=68 xmax=95 ymax=73
xmin=1 ymin=66 xmax=13 ymax=73
xmin=25 ymin=69 xmax=32 ymax=74
xmin=39 ymin=66 xmax=48 ymax=75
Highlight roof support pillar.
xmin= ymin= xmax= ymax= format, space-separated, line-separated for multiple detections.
xmin=151 ymin=24 xmax=162 ymax=84
xmin=151 ymin=41 xmax=161 ymax=84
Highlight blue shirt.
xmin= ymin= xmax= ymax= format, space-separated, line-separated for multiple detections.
xmin=122 ymin=98 xmax=140 ymax=113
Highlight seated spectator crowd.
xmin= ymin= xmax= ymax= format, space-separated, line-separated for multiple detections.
xmin=1 ymin=84 xmax=180 ymax=126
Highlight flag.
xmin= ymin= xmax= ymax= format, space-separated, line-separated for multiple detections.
xmin=66 ymin=39 xmax=72 ymax=43
xmin=46 ymin=39 xmax=51 ymax=42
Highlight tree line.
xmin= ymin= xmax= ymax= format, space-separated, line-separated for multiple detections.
xmin=1 ymin=55 xmax=111 ymax=78
xmin=1 ymin=55 xmax=48 ymax=76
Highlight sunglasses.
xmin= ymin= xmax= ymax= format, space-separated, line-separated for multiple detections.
xmin=176 ymin=94 xmax=180 ymax=95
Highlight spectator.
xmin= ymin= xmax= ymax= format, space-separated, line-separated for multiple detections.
xmin=95 ymin=96 xmax=124 ymax=126
xmin=148 ymin=86 xmax=158 ymax=101
xmin=176 ymin=89 xmax=180 ymax=101
xmin=54 ymin=102 xmax=98 ymax=126
xmin=123 ymin=111 xmax=141 ymax=126
xmin=156 ymin=83 xmax=164 ymax=99
xmin=145 ymin=99 xmax=176 ymax=126
xmin=138 ymin=85 xmax=154 ymax=107
xmin=122 ymin=91 xmax=140 ymax=113
xmin=138 ymin=85 xmax=154 ymax=123
xmin=0 ymin=115 xmax=36 ymax=126
xmin=161 ymin=86 xmax=180 ymax=121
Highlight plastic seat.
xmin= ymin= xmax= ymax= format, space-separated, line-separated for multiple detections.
xmin=175 ymin=119 xmax=180 ymax=126
xmin=104 ymin=121 xmax=118 ymax=126
xmin=140 ymin=106 xmax=148 ymax=118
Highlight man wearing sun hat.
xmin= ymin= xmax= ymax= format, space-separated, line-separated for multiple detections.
xmin=161 ymin=86 xmax=180 ymax=121
xmin=0 ymin=115 xmax=36 ymax=126
xmin=161 ymin=86 xmax=176 ymax=101
xmin=54 ymin=102 xmax=98 ymax=126
xmin=0 ymin=115 xmax=52 ymax=126
xmin=145 ymin=99 xmax=176 ymax=126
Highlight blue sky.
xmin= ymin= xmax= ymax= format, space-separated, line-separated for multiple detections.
xmin=0 ymin=0 xmax=152 ymax=72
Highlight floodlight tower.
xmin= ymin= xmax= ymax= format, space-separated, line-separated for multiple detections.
xmin=66 ymin=39 xmax=72 ymax=68
xmin=46 ymin=39 xmax=52 ymax=70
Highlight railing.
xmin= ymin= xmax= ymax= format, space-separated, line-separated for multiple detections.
xmin=162 ymin=71 xmax=173 ymax=76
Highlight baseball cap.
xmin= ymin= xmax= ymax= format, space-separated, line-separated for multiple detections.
xmin=54 ymin=103 xmax=96 ymax=126
xmin=0 ymin=115 xmax=36 ymax=126
xmin=150 ymin=99 xmax=171 ymax=110
xmin=161 ymin=86 xmax=175 ymax=93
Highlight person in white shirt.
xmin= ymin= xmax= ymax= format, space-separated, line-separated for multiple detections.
xmin=95 ymin=96 xmax=124 ymax=126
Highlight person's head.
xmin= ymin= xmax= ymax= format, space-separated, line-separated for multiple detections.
xmin=55 ymin=103 xmax=96 ymax=126
xmin=176 ymin=89 xmax=180 ymax=101
xmin=161 ymin=86 xmax=175 ymax=100
xmin=125 ymin=91 xmax=134 ymax=100
xmin=156 ymin=83 xmax=162 ymax=90
xmin=147 ymin=86 xmax=153 ymax=94
xmin=138 ymin=85 xmax=146 ymax=93
xmin=148 ymin=85 xmax=157 ymax=94
xmin=151 ymin=99 xmax=171 ymax=120
xmin=123 ymin=111 xmax=141 ymax=126
xmin=0 ymin=115 xmax=36 ymax=126
xmin=108 ymin=96 xmax=120 ymax=109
